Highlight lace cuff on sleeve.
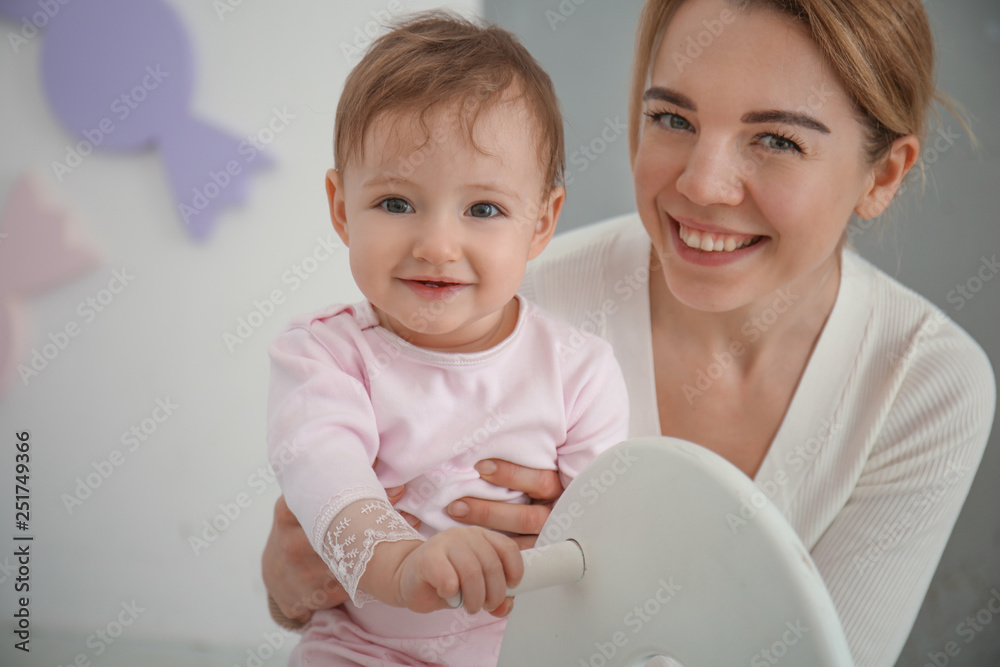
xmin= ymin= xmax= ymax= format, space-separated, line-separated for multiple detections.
xmin=318 ymin=498 xmax=423 ymax=606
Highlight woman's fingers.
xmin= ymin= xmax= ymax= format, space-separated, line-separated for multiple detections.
xmin=396 ymin=510 xmax=422 ymax=529
xmin=447 ymin=495 xmax=553 ymax=537
xmin=384 ymin=484 xmax=405 ymax=504
xmin=262 ymin=496 xmax=349 ymax=626
xmin=475 ymin=459 xmax=563 ymax=502
xmin=382 ymin=483 xmax=421 ymax=529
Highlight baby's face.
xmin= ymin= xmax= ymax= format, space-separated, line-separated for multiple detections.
xmin=329 ymin=101 xmax=561 ymax=351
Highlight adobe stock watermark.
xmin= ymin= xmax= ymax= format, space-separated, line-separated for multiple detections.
xmin=213 ymin=0 xmax=247 ymax=22
xmin=339 ymin=0 xmax=404 ymax=63
xmin=945 ymin=254 xmax=998 ymax=312
xmin=724 ymin=420 xmax=840 ymax=534
xmin=527 ymin=447 xmax=640 ymax=551
xmin=396 ymin=408 xmax=513 ymax=511
xmin=188 ymin=437 xmax=307 ymax=556
xmin=852 ymin=459 xmax=969 ymax=574
xmin=750 ymin=619 xmax=809 ymax=666
xmin=56 ymin=600 xmax=146 ymax=667
xmin=179 ymin=106 xmax=294 ymax=226
xmin=561 ymin=261 xmax=651 ymax=358
xmin=223 ymin=233 xmax=341 ymax=353
xmin=578 ymin=577 xmax=683 ymax=667
xmin=681 ymin=288 xmax=798 ymax=404
xmin=417 ymin=606 xmax=487 ymax=663
xmin=234 ymin=627 xmax=297 ymax=667
xmin=0 ymin=556 xmax=16 ymax=586
xmin=51 ymin=66 xmax=170 ymax=182
xmin=848 ymin=125 xmax=962 ymax=245
xmin=17 ymin=267 xmax=135 ymax=386
xmin=544 ymin=0 xmax=591 ymax=32
xmin=892 ymin=310 xmax=947 ymax=368
xmin=671 ymin=7 xmax=736 ymax=72
xmin=7 ymin=0 xmax=71 ymax=54
xmin=564 ymin=116 xmax=628 ymax=186
xmin=727 ymin=83 xmax=835 ymax=186
xmin=61 ymin=397 xmax=180 ymax=514
xmin=921 ymin=588 xmax=1000 ymax=667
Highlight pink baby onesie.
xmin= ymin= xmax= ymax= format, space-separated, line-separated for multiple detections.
xmin=268 ymin=296 xmax=629 ymax=666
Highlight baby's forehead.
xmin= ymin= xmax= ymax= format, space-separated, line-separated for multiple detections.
xmin=358 ymin=100 xmax=544 ymax=165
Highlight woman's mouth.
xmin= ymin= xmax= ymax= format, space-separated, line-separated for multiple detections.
xmin=677 ymin=222 xmax=763 ymax=253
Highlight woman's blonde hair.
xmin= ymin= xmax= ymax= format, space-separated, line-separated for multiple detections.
xmin=628 ymin=0 xmax=964 ymax=167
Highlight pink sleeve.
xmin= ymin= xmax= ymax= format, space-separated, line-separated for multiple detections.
xmin=267 ymin=322 xmax=387 ymax=552
xmin=556 ymin=338 xmax=631 ymax=485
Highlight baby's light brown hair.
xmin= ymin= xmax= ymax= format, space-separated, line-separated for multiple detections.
xmin=334 ymin=12 xmax=565 ymax=194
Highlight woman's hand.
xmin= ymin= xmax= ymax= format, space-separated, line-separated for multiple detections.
xmin=446 ymin=459 xmax=564 ymax=549
xmin=262 ymin=487 xmax=409 ymax=629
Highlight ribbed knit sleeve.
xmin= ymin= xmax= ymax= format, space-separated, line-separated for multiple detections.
xmin=809 ymin=306 xmax=995 ymax=667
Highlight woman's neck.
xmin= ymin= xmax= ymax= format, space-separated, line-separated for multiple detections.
xmin=648 ymin=249 xmax=842 ymax=372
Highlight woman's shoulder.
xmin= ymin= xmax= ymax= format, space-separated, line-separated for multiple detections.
xmin=844 ymin=248 xmax=995 ymax=427
xmin=846 ymin=249 xmax=989 ymax=360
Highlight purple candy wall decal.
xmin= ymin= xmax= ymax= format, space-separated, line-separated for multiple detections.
xmin=0 ymin=172 xmax=103 ymax=398
xmin=1 ymin=0 xmax=272 ymax=239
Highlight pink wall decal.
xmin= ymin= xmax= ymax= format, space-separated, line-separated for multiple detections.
xmin=1 ymin=0 xmax=273 ymax=240
xmin=0 ymin=173 xmax=102 ymax=397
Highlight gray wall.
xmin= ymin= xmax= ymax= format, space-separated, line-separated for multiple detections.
xmin=484 ymin=1 xmax=1000 ymax=664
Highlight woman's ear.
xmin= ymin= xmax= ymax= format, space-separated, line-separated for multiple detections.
xmin=854 ymin=135 xmax=920 ymax=219
xmin=527 ymin=186 xmax=565 ymax=260
xmin=326 ymin=168 xmax=350 ymax=246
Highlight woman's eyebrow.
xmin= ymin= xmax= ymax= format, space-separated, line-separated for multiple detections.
xmin=644 ymin=87 xmax=831 ymax=134
xmin=741 ymin=110 xmax=831 ymax=134
xmin=643 ymin=86 xmax=697 ymax=112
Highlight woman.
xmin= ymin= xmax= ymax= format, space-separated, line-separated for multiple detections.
xmin=263 ymin=1 xmax=995 ymax=664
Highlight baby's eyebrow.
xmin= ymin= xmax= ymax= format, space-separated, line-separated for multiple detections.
xmin=361 ymin=175 xmax=411 ymax=189
xmin=466 ymin=182 xmax=520 ymax=200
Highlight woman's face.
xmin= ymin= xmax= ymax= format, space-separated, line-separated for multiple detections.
xmin=633 ymin=0 xmax=877 ymax=313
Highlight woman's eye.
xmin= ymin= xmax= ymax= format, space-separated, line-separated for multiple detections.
xmin=665 ymin=113 xmax=691 ymax=131
xmin=468 ymin=202 xmax=500 ymax=218
xmin=647 ymin=111 xmax=692 ymax=132
xmin=759 ymin=134 xmax=802 ymax=153
xmin=380 ymin=198 xmax=412 ymax=214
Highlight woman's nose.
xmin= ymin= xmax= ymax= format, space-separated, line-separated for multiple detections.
xmin=674 ymin=139 xmax=746 ymax=208
xmin=412 ymin=214 xmax=463 ymax=265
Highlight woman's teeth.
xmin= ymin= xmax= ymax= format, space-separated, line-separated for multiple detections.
xmin=679 ymin=224 xmax=759 ymax=252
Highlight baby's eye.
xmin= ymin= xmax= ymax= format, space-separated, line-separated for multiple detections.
xmin=380 ymin=198 xmax=413 ymax=214
xmin=468 ymin=202 xmax=500 ymax=218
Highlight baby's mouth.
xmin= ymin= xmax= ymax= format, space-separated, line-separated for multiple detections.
xmin=418 ymin=280 xmax=458 ymax=287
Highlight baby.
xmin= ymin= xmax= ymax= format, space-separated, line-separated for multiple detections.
xmin=267 ymin=13 xmax=629 ymax=666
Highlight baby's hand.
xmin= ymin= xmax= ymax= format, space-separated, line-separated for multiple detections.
xmin=396 ymin=527 xmax=523 ymax=614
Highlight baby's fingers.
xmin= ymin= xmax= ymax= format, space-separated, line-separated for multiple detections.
xmin=456 ymin=531 xmax=522 ymax=614
xmin=450 ymin=540 xmax=492 ymax=613
xmin=484 ymin=530 xmax=524 ymax=590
